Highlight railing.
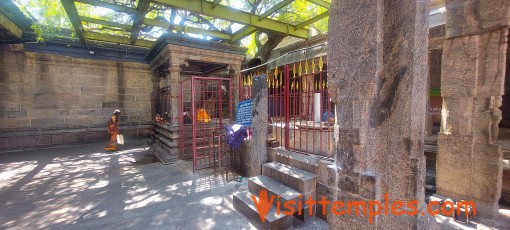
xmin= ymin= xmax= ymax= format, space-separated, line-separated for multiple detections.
xmin=269 ymin=57 xmax=334 ymax=158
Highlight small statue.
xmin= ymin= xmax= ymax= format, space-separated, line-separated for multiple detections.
xmin=488 ymin=96 xmax=502 ymax=144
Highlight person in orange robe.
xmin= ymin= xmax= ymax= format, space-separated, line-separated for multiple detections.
xmin=105 ymin=110 xmax=121 ymax=151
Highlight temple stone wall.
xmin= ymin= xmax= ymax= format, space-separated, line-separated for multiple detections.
xmin=436 ymin=0 xmax=510 ymax=224
xmin=0 ymin=44 xmax=153 ymax=150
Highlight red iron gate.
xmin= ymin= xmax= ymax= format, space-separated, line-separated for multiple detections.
xmin=246 ymin=57 xmax=333 ymax=158
xmin=179 ymin=76 xmax=233 ymax=172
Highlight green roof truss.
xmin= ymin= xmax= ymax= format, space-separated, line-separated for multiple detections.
xmin=57 ymin=0 xmax=331 ymax=48
xmin=305 ymin=0 xmax=330 ymax=9
xmin=152 ymin=0 xmax=310 ymax=39
xmin=259 ymin=0 xmax=294 ymax=20
xmin=60 ymin=0 xmax=86 ymax=44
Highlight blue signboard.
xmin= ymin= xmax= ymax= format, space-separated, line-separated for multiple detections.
xmin=236 ymin=99 xmax=253 ymax=126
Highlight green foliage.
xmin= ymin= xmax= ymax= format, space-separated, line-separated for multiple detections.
xmin=233 ymin=0 xmax=330 ymax=55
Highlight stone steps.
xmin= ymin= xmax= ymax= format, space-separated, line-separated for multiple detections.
xmin=234 ymin=159 xmax=319 ymax=229
xmin=275 ymin=151 xmax=319 ymax=174
xmin=233 ymin=191 xmax=293 ymax=230
xmin=262 ymin=162 xmax=317 ymax=194
xmin=248 ymin=175 xmax=302 ymax=210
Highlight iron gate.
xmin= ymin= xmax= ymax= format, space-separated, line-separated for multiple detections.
xmin=179 ymin=76 xmax=232 ymax=173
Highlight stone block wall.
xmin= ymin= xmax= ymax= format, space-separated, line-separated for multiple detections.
xmin=0 ymin=44 xmax=153 ymax=150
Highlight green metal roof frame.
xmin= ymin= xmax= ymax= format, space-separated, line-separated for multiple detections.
xmin=57 ymin=0 xmax=330 ymax=48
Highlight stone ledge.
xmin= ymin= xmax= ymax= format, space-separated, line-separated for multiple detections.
xmin=0 ymin=127 xmax=151 ymax=151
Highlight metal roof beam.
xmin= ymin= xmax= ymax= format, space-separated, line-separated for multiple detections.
xmin=231 ymin=26 xmax=257 ymax=43
xmin=78 ymin=16 xmax=233 ymax=40
xmin=152 ymin=0 xmax=309 ymax=39
xmin=295 ymin=10 xmax=328 ymax=29
xmin=143 ymin=18 xmax=232 ymax=40
xmin=211 ymin=0 xmax=222 ymax=9
xmin=80 ymin=16 xmax=132 ymax=30
xmin=0 ymin=11 xmax=23 ymax=39
xmin=259 ymin=0 xmax=294 ymax=20
xmin=74 ymin=0 xmax=137 ymax=14
xmin=60 ymin=0 xmax=86 ymax=44
xmin=305 ymin=0 xmax=330 ymax=9
xmin=130 ymin=0 xmax=150 ymax=45
xmin=83 ymin=31 xmax=154 ymax=47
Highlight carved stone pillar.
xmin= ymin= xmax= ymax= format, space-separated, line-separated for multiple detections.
xmin=151 ymin=73 xmax=162 ymax=117
xmin=436 ymin=0 xmax=509 ymax=224
xmin=327 ymin=0 xmax=433 ymax=229
xmin=166 ymin=65 xmax=181 ymax=125
xmin=229 ymin=64 xmax=242 ymax=112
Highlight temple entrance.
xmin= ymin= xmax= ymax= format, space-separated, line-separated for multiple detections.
xmin=179 ymin=76 xmax=233 ymax=173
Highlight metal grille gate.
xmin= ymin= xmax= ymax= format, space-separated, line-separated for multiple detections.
xmin=179 ymin=76 xmax=232 ymax=173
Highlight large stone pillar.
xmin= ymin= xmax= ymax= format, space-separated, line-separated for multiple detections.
xmin=167 ymin=64 xmax=181 ymax=125
xmin=327 ymin=0 xmax=433 ymax=229
xmin=436 ymin=0 xmax=510 ymax=224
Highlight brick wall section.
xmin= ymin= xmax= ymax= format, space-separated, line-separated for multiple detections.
xmin=0 ymin=44 xmax=153 ymax=150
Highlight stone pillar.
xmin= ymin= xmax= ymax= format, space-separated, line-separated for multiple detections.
xmin=167 ymin=65 xmax=181 ymax=125
xmin=436 ymin=0 xmax=509 ymax=224
xmin=327 ymin=0 xmax=433 ymax=229
xmin=229 ymin=64 xmax=241 ymax=113
xmin=151 ymin=73 xmax=162 ymax=117
xmin=244 ymin=74 xmax=268 ymax=177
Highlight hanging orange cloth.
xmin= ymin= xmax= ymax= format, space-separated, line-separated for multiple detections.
xmin=196 ymin=108 xmax=210 ymax=123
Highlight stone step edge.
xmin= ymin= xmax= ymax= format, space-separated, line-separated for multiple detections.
xmin=248 ymin=175 xmax=302 ymax=201
xmin=263 ymin=162 xmax=317 ymax=181
xmin=233 ymin=191 xmax=291 ymax=223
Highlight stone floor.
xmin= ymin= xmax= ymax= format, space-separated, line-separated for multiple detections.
xmin=0 ymin=138 xmax=328 ymax=230
xmin=1 ymin=138 xmax=509 ymax=229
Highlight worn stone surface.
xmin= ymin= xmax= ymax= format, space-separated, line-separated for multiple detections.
xmin=437 ymin=0 xmax=509 ymax=224
xmin=444 ymin=0 xmax=510 ymax=39
xmin=0 ymin=45 xmax=153 ymax=150
xmin=262 ymin=162 xmax=317 ymax=194
xmin=244 ymin=74 xmax=269 ymax=177
xmin=327 ymin=0 xmax=434 ymax=229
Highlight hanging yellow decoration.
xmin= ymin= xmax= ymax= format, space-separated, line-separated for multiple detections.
xmin=318 ymin=56 xmax=324 ymax=71
xmin=275 ymin=78 xmax=279 ymax=88
xmin=302 ymin=79 xmax=306 ymax=92
xmin=273 ymin=77 xmax=276 ymax=89
xmin=291 ymin=81 xmax=294 ymax=90
xmin=323 ymin=80 xmax=327 ymax=89
xmin=296 ymin=81 xmax=299 ymax=90
xmin=274 ymin=66 xmax=278 ymax=77
xmin=311 ymin=58 xmax=316 ymax=74
xmin=249 ymin=75 xmax=252 ymax=86
xmin=279 ymin=71 xmax=283 ymax=87
xmin=196 ymin=108 xmax=210 ymax=123
xmin=305 ymin=59 xmax=309 ymax=74
xmin=298 ymin=62 xmax=302 ymax=76
xmin=293 ymin=63 xmax=296 ymax=77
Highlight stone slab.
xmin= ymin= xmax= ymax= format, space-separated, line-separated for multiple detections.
xmin=262 ymin=162 xmax=317 ymax=194
xmin=233 ymin=191 xmax=293 ymax=230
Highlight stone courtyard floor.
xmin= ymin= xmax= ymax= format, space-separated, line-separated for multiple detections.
xmin=0 ymin=138 xmax=328 ymax=230
xmin=1 ymin=138 xmax=509 ymax=229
